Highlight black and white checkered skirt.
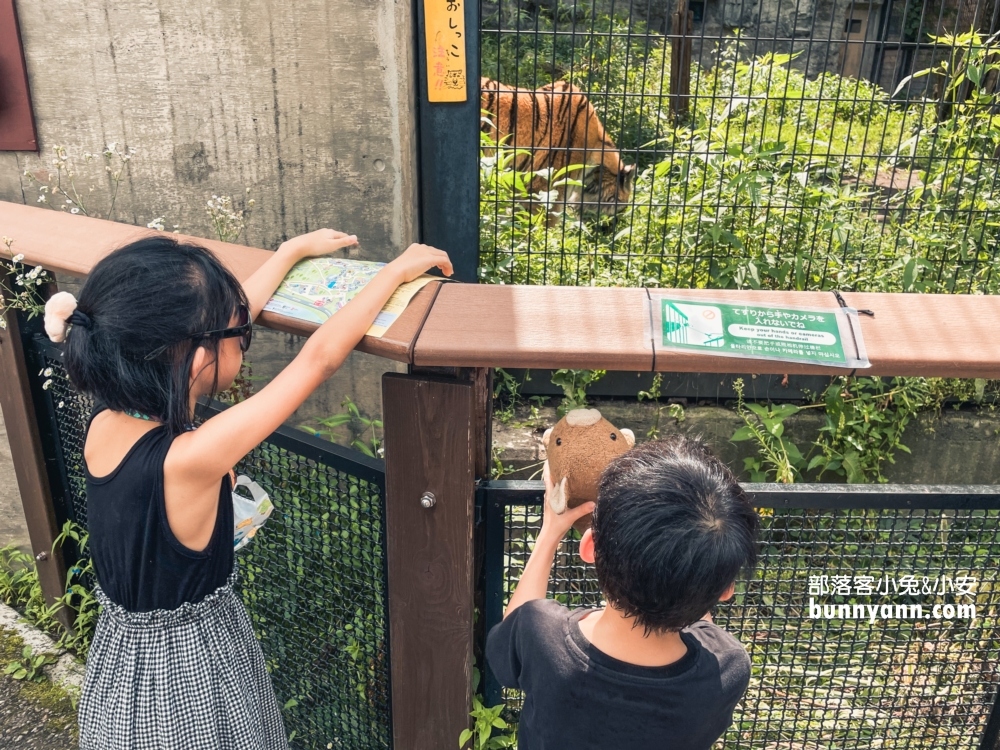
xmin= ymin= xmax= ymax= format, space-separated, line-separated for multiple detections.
xmin=78 ymin=570 xmax=288 ymax=749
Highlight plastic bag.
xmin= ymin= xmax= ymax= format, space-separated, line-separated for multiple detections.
xmin=232 ymin=475 xmax=274 ymax=551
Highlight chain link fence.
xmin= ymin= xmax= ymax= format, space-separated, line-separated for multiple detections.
xmin=479 ymin=0 xmax=1000 ymax=292
xmin=483 ymin=483 xmax=1000 ymax=748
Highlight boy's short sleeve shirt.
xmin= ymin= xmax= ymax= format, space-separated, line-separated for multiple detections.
xmin=486 ymin=598 xmax=750 ymax=750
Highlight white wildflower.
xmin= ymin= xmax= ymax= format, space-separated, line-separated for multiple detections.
xmin=58 ymin=401 xmax=65 ymax=409
xmin=12 ymin=254 xmax=24 ymax=263
xmin=70 ymin=207 xmax=80 ymax=214
xmin=147 ymin=218 xmax=166 ymax=231
xmin=42 ymin=379 xmax=52 ymax=390
xmin=43 ymin=367 xmax=53 ymax=377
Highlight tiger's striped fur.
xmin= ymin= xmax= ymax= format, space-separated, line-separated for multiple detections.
xmin=481 ymin=77 xmax=635 ymax=215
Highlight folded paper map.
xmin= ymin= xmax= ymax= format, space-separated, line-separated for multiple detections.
xmin=263 ymin=258 xmax=437 ymax=338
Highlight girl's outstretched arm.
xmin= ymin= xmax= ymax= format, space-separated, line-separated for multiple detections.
xmin=241 ymin=229 xmax=360 ymax=318
xmin=168 ymin=242 xmax=452 ymax=485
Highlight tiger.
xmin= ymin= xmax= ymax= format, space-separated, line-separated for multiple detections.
xmin=480 ymin=77 xmax=635 ymax=216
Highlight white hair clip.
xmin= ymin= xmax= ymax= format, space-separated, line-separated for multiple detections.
xmin=43 ymin=291 xmax=92 ymax=343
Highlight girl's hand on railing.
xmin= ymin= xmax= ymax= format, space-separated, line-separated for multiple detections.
xmin=277 ymin=228 xmax=359 ymax=261
xmin=386 ymin=243 xmax=454 ymax=283
xmin=245 ymin=229 xmax=359 ymax=319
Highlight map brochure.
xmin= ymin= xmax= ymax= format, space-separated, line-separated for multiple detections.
xmin=651 ymin=295 xmax=870 ymax=369
xmin=262 ymin=257 xmax=438 ymax=338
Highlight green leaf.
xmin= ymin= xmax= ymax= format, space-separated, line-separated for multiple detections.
xmin=843 ymin=451 xmax=864 ymax=483
xmin=731 ymin=426 xmax=755 ymax=442
xmin=772 ymin=404 xmax=801 ymax=419
xmin=761 ymin=418 xmax=784 ymax=437
xmin=784 ymin=441 xmax=804 ymax=464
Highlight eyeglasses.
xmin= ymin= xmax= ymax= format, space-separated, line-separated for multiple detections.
xmin=144 ymin=304 xmax=253 ymax=361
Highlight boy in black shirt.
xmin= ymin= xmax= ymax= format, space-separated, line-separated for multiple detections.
xmin=486 ymin=435 xmax=760 ymax=750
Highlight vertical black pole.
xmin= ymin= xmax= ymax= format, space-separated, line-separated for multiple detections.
xmin=416 ymin=0 xmax=481 ymax=282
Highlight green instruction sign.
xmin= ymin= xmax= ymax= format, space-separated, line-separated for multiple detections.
xmin=657 ymin=298 xmax=869 ymax=368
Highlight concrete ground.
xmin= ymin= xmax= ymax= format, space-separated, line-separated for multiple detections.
xmin=0 ymin=410 xmax=30 ymax=552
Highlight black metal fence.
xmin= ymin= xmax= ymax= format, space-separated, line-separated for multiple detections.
xmin=26 ymin=337 xmax=393 ymax=750
xmin=479 ymin=0 xmax=1000 ymax=292
xmin=481 ymin=480 xmax=1000 ymax=748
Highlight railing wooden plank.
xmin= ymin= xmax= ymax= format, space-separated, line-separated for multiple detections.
xmin=7 ymin=201 xmax=1000 ymax=378
xmin=0 ymin=201 xmax=423 ymax=363
xmin=413 ymin=284 xmax=655 ymax=371
xmin=647 ymin=288 xmax=1000 ymax=378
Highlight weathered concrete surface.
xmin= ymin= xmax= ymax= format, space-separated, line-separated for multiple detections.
xmin=2 ymin=1 xmax=418 ymax=253
xmin=494 ymin=401 xmax=1000 ymax=484
xmin=0 ymin=409 xmax=30 ymax=552
xmin=1 ymin=0 xmax=420 ymax=431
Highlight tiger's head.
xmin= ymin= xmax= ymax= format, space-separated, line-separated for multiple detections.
xmin=577 ymin=160 xmax=636 ymax=216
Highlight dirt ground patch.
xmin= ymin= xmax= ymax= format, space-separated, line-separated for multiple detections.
xmin=0 ymin=626 xmax=77 ymax=748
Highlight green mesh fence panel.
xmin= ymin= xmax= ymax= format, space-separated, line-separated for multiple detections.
xmin=485 ymin=485 xmax=1000 ymax=749
xmin=478 ymin=0 xmax=1000 ymax=293
xmin=31 ymin=337 xmax=393 ymax=750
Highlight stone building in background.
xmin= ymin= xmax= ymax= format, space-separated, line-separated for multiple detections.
xmin=506 ymin=0 xmax=1000 ymax=95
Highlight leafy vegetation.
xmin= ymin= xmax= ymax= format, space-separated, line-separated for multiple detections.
xmin=300 ymin=396 xmax=384 ymax=459
xmin=481 ymin=25 xmax=1000 ymax=293
xmin=0 ymin=521 xmax=97 ymax=661
xmin=461 ymin=668 xmax=517 ymax=749
xmin=4 ymin=645 xmax=57 ymax=682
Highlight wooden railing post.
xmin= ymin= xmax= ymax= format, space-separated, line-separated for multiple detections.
xmin=382 ymin=371 xmax=478 ymax=749
xmin=0 ymin=271 xmax=70 ymax=628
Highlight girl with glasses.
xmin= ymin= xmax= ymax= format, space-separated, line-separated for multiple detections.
xmin=43 ymin=230 xmax=452 ymax=749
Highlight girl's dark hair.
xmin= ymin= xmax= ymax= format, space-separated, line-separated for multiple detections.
xmin=63 ymin=236 xmax=247 ymax=435
xmin=592 ymin=435 xmax=760 ymax=634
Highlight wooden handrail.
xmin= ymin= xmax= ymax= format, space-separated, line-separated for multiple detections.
xmin=0 ymin=201 xmax=429 ymax=363
xmin=4 ymin=200 xmax=1000 ymax=377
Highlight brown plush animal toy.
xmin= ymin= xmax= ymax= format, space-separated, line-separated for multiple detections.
xmin=543 ymin=408 xmax=635 ymax=532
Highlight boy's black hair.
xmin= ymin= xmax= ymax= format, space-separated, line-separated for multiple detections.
xmin=592 ymin=435 xmax=759 ymax=634
xmin=63 ymin=236 xmax=248 ymax=435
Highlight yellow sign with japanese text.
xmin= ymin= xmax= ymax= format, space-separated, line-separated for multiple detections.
xmin=424 ymin=0 xmax=468 ymax=102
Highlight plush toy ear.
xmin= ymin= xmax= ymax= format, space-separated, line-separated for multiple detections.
xmin=620 ymin=428 xmax=635 ymax=447
xmin=548 ymin=476 xmax=568 ymax=514
xmin=542 ymin=427 xmax=553 ymax=448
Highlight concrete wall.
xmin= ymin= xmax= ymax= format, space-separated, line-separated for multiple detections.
xmin=0 ymin=0 xmax=421 ymax=434
xmin=0 ymin=411 xmax=29 ymax=551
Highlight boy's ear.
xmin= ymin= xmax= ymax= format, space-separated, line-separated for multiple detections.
xmin=579 ymin=528 xmax=596 ymax=564
xmin=719 ymin=582 xmax=736 ymax=602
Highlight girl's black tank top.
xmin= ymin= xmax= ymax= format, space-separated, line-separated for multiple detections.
xmin=84 ymin=406 xmax=234 ymax=612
